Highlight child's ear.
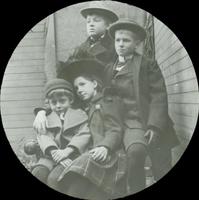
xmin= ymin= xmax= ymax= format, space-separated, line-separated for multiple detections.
xmin=93 ymin=80 xmax=98 ymax=89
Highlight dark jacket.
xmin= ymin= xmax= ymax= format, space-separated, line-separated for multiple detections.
xmin=104 ymin=52 xmax=179 ymax=149
xmin=58 ymin=93 xmax=127 ymax=196
xmin=71 ymin=31 xmax=117 ymax=66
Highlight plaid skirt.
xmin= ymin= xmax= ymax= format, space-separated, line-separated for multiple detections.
xmin=58 ymin=149 xmax=127 ymax=196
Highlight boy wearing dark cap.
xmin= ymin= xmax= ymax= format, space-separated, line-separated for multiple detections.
xmin=106 ymin=19 xmax=179 ymax=194
xmin=31 ymin=78 xmax=90 ymax=193
xmin=67 ymin=1 xmax=118 ymax=66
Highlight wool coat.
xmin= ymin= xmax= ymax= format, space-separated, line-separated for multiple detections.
xmin=58 ymin=93 xmax=127 ymax=197
xmin=71 ymin=31 xmax=117 ymax=66
xmin=35 ymin=108 xmax=90 ymax=171
xmin=104 ymin=52 xmax=179 ymax=150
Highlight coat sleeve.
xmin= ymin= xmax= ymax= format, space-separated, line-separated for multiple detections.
xmin=67 ymin=122 xmax=91 ymax=154
xmin=96 ymin=97 xmax=124 ymax=152
xmin=37 ymin=131 xmax=58 ymax=155
xmin=147 ymin=60 xmax=169 ymax=132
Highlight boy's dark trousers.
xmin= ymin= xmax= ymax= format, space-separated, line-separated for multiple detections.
xmin=32 ymin=164 xmax=65 ymax=192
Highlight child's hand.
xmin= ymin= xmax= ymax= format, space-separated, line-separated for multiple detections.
xmin=51 ymin=147 xmax=74 ymax=163
xmin=33 ymin=110 xmax=48 ymax=134
xmin=89 ymin=146 xmax=109 ymax=162
xmin=60 ymin=158 xmax=72 ymax=168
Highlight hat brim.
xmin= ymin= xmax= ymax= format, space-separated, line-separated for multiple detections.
xmin=81 ymin=8 xmax=118 ymax=23
xmin=109 ymin=21 xmax=146 ymax=41
xmin=59 ymin=59 xmax=105 ymax=84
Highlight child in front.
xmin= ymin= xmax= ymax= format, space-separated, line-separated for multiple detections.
xmin=31 ymin=78 xmax=90 ymax=193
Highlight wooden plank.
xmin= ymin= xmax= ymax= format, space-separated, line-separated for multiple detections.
xmin=1 ymin=79 xmax=45 ymax=88
xmin=169 ymin=103 xmax=199 ymax=117
xmin=2 ymin=114 xmax=35 ymax=122
xmin=155 ymin=29 xmax=175 ymax=54
xmin=17 ymin=38 xmax=45 ymax=47
xmin=7 ymin=59 xmax=44 ymax=67
xmin=23 ymin=32 xmax=44 ymax=39
xmin=158 ymin=40 xmax=183 ymax=65
xmin=1 ymin=92 xmax=44 ymax=101
xmin=2 ymin=73 xmax=45 ymax=81
xmin=166 ymin=79 xmax=198 ymax=94
xmin=163 ymin=55 xmax=193 ymax=76
xmin=154 ymin=18 xmax=163 ymax=35
xmin=1 ymin=86 xmax=44 ymax=94
xmin=169 ymin=111 xmax=198 ymax=130
xmin=1 ymin=106 xmax=37 ymax=115
xmin=2 ymin=120 xmax=35 ymax=129
xmin=4 ymin=127 xmax=36 ymax=136
xmin=159 ymin=47 xmax=188 ymax=70
xmin=1 ymin=100 xmax=43 ymax=108
xmin=155 ymin=26 xmax=170 ymax=48
xmin=13 ymin=46 xmax=44 ymax=54
xmin=168 ymin=92 xmax=199 ymax=104
xmin=10 ymin=52 xmax=44 ymax=61
xmin=30 ymin=23 xmax=45 ymax=32
xmin=165 ymin=67 xmax=196 ymax=85
xmin=154 ymin=21 xmax=165 ymax=42
xmin=4 ymin=66 xmax=44 ymax=74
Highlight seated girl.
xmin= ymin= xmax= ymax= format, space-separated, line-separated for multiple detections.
xmin=33 ymin=59 xmax=127 ymax=199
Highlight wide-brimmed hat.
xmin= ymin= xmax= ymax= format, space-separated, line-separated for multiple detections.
xmin=58 ymin=59 xmax=105 ymax=84
xmin=109 ymin=19 xmax=147 ymax=41
xmin=80 ymin=1 xmax=118 ymax=23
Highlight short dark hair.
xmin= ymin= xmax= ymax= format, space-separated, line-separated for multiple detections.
xmin=74 ymin=73 xmax=103 ymax=92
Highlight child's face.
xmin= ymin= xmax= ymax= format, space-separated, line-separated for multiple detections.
xmin=115 ymin=29 xmax=140 ymax=57
xmin=74 ymin=76 xmax=97 ymax=101
xmin=86 ymin=14 xmax=109 ymax=37
xmin=48 ymin=90 xmax=72 ymax=115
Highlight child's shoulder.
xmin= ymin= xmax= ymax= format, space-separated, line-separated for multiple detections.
xmin=68 ymin=107 xmax=87 ymax=116
xmin=66 ymin=108 xmax=88 ymax=121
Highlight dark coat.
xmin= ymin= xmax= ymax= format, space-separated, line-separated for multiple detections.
xmin=58 ymin=93 xmax=127 ymax=196
xmin=104 ymin=52 xmax=179 ymax=149
xmin=71 ymin=31 xmax=117 ymax=66
xmin=35 ymin=108 xmax=90 ymax=171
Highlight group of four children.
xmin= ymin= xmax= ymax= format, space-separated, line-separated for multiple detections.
xmin=28 ymin=2 xmax=179 ymax=199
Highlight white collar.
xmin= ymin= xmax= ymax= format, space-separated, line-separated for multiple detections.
xmin=118 ymin=54 xmax=133 ymax=63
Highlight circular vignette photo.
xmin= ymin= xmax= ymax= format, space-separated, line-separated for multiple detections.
xmin=0 ymin=0 xmax=198 ymax=199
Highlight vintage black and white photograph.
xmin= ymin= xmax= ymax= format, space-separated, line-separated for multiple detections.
xmin=0 ymin=0 xmax=199 ymax=199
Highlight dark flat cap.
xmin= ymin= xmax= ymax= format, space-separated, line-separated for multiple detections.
xmin=44 ymin=78 xmax=73 ymax=97
xmin=109 ymin=19 xmax=146 ymax=41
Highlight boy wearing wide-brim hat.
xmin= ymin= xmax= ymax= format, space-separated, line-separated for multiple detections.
xmin=105 ymin=19 xmax=179 ymax=194
xmin=57 ymin=59 xmax=127 ymax=199
xmin=65 ymin=1 xmax=118 ymax=67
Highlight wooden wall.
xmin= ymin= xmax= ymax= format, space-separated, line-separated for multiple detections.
xmin=0 ymin=19 xmax=47 ymax=152
xmin=154 ymin=17 xmax=199 ymax=165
